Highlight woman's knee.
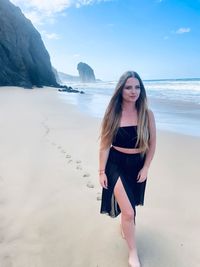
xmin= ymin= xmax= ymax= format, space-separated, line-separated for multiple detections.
xmin=121 ymin=209 xmax=135 ymax=221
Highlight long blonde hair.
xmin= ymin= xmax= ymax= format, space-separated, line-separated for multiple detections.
xmin=100 ymin=71 xmax=150 ymax=152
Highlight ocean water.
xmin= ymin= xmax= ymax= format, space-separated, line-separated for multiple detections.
xmin=58 ymin=78 xmax=200 ymax=137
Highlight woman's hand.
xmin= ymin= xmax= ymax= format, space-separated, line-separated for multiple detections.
xmin=137 ymin=166 xmax=148 ymax=183
xmin=99 ymin=173 xmax=108 ymax=189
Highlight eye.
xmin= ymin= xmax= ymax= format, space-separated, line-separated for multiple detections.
xmin=124 ymin=86 xmax=132 ymax=90
xmin=135 ymin=85 xmax=141 ymax=90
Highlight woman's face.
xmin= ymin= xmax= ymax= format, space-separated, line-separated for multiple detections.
xmin=122 ymin=77 xmax=141 ymax=103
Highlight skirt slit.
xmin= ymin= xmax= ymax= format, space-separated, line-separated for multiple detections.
xmin=100 ymin=146 xmax=146 ymax=219
xmin=113 ymin=175 xmax=136 ymax=220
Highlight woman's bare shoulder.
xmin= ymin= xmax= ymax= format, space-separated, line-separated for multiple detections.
xmin=147 ymin=109 xmax=155 ymax=118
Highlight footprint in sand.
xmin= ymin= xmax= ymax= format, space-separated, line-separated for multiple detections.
xmin=87 ymin=181 xmax=94 ymax=189
xmin=75 ymin=160 xmax=82 ymax=170
xmin=83 ymin=172 xmax=90 ymax=178
xmin=76 ymin=165 xmax=82 ymax=170
xmin=68 ymin=159 xmax=73 ymax=164
xmin=41 ymin=120 xmax=50 ymax=137
xmin=96 ymin=192 xmax=102 ymax=201
xmin=66 ymin=154 xmax=71 ymax=159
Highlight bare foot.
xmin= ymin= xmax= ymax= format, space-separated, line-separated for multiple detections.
xmin=128 ymin=249 xmax=140 ymax=267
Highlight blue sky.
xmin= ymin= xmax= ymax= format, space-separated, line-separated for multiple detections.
xmin=11 ymin=0 xmax=200 ymax=81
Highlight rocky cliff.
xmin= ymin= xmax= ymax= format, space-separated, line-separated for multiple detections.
xmin=0 ymin=0 xmax=57 ymax=88
xmin=52 ymin=67 xmax=62 ymax=84
xmin=77 ymin=62 xmax=96 ymax=83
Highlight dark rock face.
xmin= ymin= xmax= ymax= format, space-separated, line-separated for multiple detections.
xmin=77 ymin=62 xmax=96 ymax=83
xmin=58 ymin=85 xmax=84 ymax=94
xmin=0 ymin=0 xmax=57 ymax=87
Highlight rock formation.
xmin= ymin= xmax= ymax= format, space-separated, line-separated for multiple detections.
xmin=58 ymin=72 xmax=79 ymax=83
xmin=52 ymin=67 xmax=62 ymax=84
xmin=0 ymin=0 xmax=57 ymax=88
xmin=77 ymin=62 xmax=96 ymax=83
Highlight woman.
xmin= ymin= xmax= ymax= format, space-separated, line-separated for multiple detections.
xmin=99 ymin=71 xmax=156 ymax=267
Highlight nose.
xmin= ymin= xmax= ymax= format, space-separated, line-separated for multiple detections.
xmin=131 ymin=86 xmax=137 ymax=92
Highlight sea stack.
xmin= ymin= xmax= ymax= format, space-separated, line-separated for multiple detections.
xmin=0 ymin=0 xmax=57 ymax=88
xmin=77 ymin=62 xmax=96 ymax=83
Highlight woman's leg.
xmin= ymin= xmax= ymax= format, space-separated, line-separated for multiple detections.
xmin=114 ymin=177 xmax=140 ymax=267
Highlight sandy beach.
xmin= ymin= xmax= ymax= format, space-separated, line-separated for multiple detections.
xmin=0 ymin=86 xmax=199 ymax=267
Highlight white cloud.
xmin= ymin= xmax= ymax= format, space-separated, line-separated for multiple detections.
xmin=176 ymin=27 xmax=191 ymax=34
xmin=10 ymin=0 xmax=112 ymax=25
xmin=75 ymin=0 xmax=108 ymax=8
xmin=11 ymin=0 xmax=111 ymax=14
xmin=11 ymin=0 xmax=72 ymax=14
xmin=23 ymin=10 xmax=44 ymax=25
xmin=41 ymin=31 xmax=61 ymax=40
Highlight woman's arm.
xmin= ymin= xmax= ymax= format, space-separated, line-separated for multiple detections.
xmin=99 ymin=148 xmax=110 ymax=173
xmin=98 ymin=142 xmax=110 ymax=189
xmin=143 ymin=109 xmax=156 ymax=169
xmin=137 ymin=109 xmax=156 ymax=182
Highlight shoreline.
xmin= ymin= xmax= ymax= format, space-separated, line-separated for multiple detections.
xmin=0 ymin=86 xmax=199 ymax=267
xmin=1 ymin=85 xmax=199 ymax=138
xmin=56 ymin=84 xmax=200 ymax=138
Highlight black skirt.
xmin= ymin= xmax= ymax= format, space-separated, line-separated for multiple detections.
xmin=100 ymin=146 xmax=146 ymax=219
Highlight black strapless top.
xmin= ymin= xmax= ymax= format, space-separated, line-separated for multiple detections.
xmin=112 ymin=126 xmax=138 ymax=148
